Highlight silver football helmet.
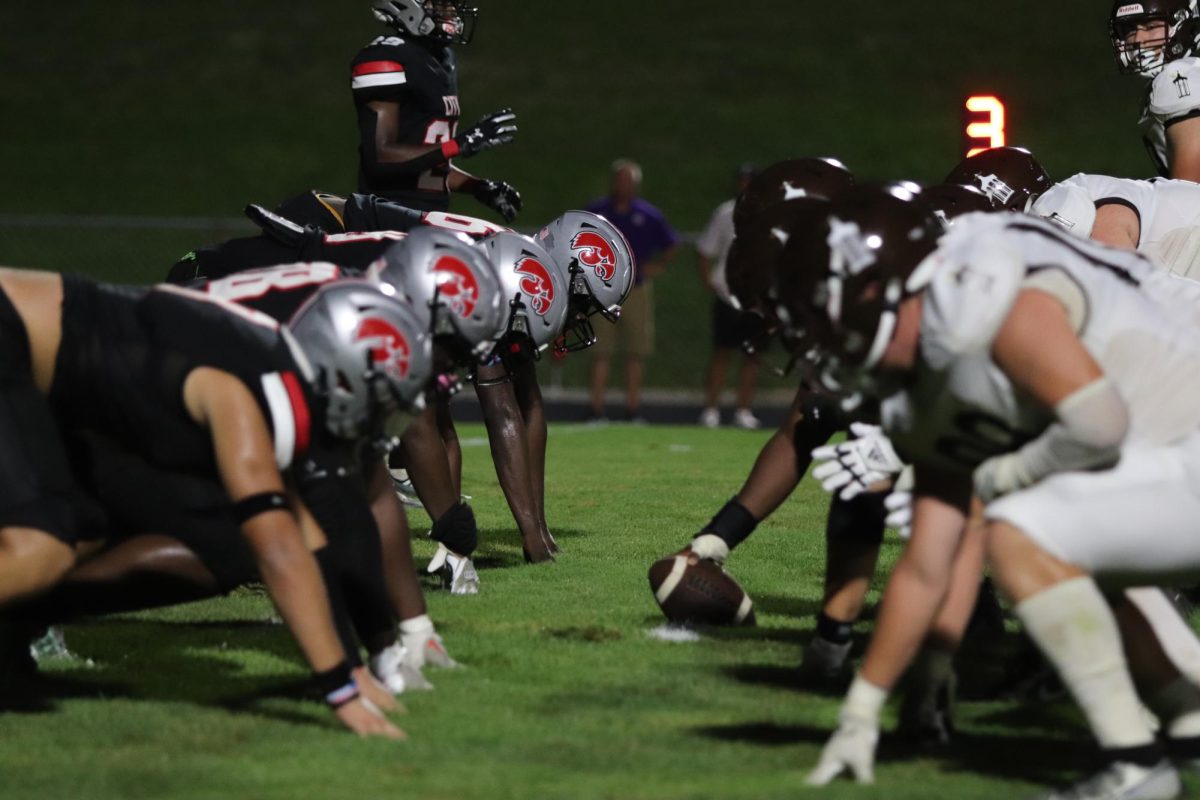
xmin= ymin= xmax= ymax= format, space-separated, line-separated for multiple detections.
xmin=371 ymin=0 xmax=478 ymax=44
xmin=535 ymin=211 xmax=634 ymax=353
xmin=475 ymin=232 xmax=568 ymax=356
xmin=289 ymin=280 xmax=432 ymax=440
xmin=368 ymin=227 xmax=505 ymax=364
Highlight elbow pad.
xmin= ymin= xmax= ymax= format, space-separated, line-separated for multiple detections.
xmin=974 ymin=377 xmax=1129 ymax=501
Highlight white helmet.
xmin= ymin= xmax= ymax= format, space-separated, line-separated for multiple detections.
xmin=289 ymin=280 xmax=432 ymax=440
xmin=475 ymin=232 xmax=568 ymax=356
xmin=371 ymin=0 xmax=477 ymax=44
xmin=368 ymin=227 xmax=506 ymax=364
xmin=535 ymin=211 xmax=635 ymax=353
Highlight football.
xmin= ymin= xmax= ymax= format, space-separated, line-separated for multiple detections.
xmin=647 ymin=552 xmax=756 ymax=626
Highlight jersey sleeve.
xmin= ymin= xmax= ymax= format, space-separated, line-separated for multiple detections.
xmin=1147 ymin=57 xmax=1200 ymax=126
xmin=350 ymin=41 xmax=412 ymax=104
xmin=919 ymin=225 xmax=1026 ymax=370
xmin=1030 ymin=177 xmax=1098 ymax=238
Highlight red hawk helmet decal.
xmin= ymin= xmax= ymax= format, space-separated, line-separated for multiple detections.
xmin=430 ymin=254 xmax=480 ymax=318
xmin=354 ymin=317 xmax=412 ymax=381
xmin=570 ymin=231 xmax=617 ymax=282
xmin=514 ymin=257 xmax=555 ymax=317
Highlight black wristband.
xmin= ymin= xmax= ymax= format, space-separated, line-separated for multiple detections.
xmin=314 ymin=660 xmax=359 ymax=708
xmin=231 ymin=492 xmax=289 ymax=525
xmin=702 ymin=498 xmax=759 ymax=549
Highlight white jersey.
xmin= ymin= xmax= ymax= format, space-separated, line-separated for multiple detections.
xmin=1032 ymin=173 xmax=1200 ymax=255
xmin=879 ymin=213 xmax=1200 ymax=473
xmin=695 ymin=198 xmax=736 ymax=304
xmin=1140 ymin=57 xmax=1200 ymax=177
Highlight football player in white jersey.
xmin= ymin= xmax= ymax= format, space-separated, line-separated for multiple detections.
xmin=795 ymin=185 xmax=1200 ymax=799
xmin=1110 ymin=1 xmax=1200 ymax=179
xmin=1033 ymin=172 xmax=1200 ymax=276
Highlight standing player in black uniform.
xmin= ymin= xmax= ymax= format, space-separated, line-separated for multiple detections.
xmin=0 ymin=269 xmax=415 ymax=736
xmin=354 ymin=1 xmax=521 ymax=220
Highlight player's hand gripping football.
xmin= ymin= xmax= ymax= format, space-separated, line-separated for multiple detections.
xmin=454 ymin=108 xmax=518 ymax=158
xmin=811 ymin=423 xmax=905 ymax=500
xmin=473 ymin=179 xmax=522 ymax=222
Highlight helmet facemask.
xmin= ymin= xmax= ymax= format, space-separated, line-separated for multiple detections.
xmin=1111 ymin=3 xmax=1200 ymax=77
xmin=372 ymin=0 xmax=478 ymax=44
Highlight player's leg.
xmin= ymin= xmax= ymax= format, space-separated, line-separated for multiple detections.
xmin=733 ymin=353 xmax=761 ymax=429
xmin=473 ymin=361 xmax=553 ymax=563
xmin=435 ymin=394 xmax=462 ymax=499
xmin=0 ymin=528 xmax=76 ymax=606
xmin=982 ymin=443 xmax=1200 ymax=795
xmin=509 ymin=359 xmax=556 ymax=554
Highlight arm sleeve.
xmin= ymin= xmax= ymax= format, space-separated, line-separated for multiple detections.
xmin=1148 ymin=58 xmax=1200 ymax=126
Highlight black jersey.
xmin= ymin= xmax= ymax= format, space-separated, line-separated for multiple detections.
xmin=351 ymin=35 xmax=461 ymax=208
xmin=50 ymin=275 xmax=316 ymax=476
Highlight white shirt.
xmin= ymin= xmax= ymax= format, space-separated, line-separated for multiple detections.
xmin=696 ymin=198 xmax=736 ymax=304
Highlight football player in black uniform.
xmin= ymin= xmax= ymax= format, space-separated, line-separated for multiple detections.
xmin=354 ymin=1 xmax=521 ymax=221
xmin=0 ymin=269 xmax=417 ymax=736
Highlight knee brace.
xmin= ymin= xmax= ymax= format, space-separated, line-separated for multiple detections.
xmin=825 ymin=491 xmax=886 ymax=546
xmin=431 ymin=502 xmax=478 ymax=557
xmin=701 ymin=499 xmax=759 ymax=550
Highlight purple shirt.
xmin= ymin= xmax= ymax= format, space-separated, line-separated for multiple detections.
xmin=586 ymin=197 xmax=679 ymax=286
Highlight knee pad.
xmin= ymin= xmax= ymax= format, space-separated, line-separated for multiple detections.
xmin=431 ymin=502 xmax=478 ymax=557
xmin=826 ymin=491 xmax=886 ymax=546
xmin=702 ymin=498 xmax=759 ymax=550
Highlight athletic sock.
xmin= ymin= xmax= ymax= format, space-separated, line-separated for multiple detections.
xmin=816 ymin=612 xmax=853 ymax=645
xmin=1014 ymin=576 xmax=1157 ymax=751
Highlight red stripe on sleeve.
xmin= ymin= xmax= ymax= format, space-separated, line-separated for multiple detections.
xmin=281 ymin=371 xmax=312 ymax=458
xmin=352 ymin=60 xmax=405 ymax=77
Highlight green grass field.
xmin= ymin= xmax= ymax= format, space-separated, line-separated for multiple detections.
xmin=3 ymin=423 xmax=1181 ymax=800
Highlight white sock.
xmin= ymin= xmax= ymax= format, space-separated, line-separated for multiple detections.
xmin=399 ymin=614 xmax=434 ymax=636
xmin=1015 ymin=576 xmax=1155 ymax=750
xmin=1149 ymin=676 xmax=1200 ymax=739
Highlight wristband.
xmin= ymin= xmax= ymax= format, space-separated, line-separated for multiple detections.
xmin=314 ymin=660 xmax=360 ymax=709
xmin=441 ymin=140 xmax=461 ymax=159
xmin=231 ymin=491 xmax=288 ymax=524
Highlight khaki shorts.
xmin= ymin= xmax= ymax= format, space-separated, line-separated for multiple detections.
xmin=593 ymin=283 xmax=654 ymax=359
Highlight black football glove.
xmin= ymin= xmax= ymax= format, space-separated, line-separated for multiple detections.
xmin=454 ymin=108 xmax=517 ymax=158
xmin=473 ymin=180 xmax=522 ymax=222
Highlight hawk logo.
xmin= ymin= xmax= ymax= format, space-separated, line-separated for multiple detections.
xmin=514 ymin=257 xmax=556 ymax=316
xmin=355 ymin=318 xmax=412 ymax=381
xmin=974 ymin=173 xmax=1015 ymax=207
xmin=826 ymin=217 xmax=877 ymax=277
xmin=1176 ymin=73 xmax=1191 ymax=99
xmin=570 ymin=231 xmax=617 ymax=282
xmin=430 ymin=255 xmax=479 ymax=318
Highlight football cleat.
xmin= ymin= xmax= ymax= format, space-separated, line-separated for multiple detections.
xmin=369 ymin=642 xmax=434 ymax=694
xmin=1034 ymin=759 xmax=1180 ymax=800
xmin=426 ymin=543 xmax=480 ymax=595
xmin=798 ymin=636 xmax=854 ymax=683
xmin=388 ymin=467 xmax=425 ymax=509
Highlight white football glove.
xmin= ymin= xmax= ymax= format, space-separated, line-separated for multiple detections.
xmin=369 ymin=642 xmax=433 ymax=694
xmin=399 ymin=614 xmax=460 ymax=670
xmin=811 ymin=423 xmax=905 ymax=501
xmin=884 ymin=491 xmax=913 ymax=539
xmin=689 ymin=533 xmax=731 ymax=565
xmin=806 ymin=676 xmax=886 ymax=786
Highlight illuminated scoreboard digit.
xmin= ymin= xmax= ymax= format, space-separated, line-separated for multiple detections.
xmin=963 ymin=95 xmax=1006 ymax=157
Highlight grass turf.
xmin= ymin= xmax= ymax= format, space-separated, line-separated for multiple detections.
xmin=1 ymin=422 xmax=1177 ymax=799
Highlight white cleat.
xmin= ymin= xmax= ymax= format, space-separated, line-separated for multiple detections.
xmin=797 ymin=636 xmax=853 ymax=683
xmin=1036 ymin=760 xmax=1181 ymax=800
xmin=369 ymin=642 xmax=433 ymax=693
xmin=733 ymin=408 xmax=761 ymax=430
xmin=388 ymin=468 xmax=425 ymax=509
xmin=426 ymin=543 xmax=480 ymax=595
xmin=699 ymin=407 xmax=720 ymax=429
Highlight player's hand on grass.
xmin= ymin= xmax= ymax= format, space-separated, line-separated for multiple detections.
xmin=806 ymin=675 xmax=885 ymax=786
xmin=811 ymin=422 xmax=905 ymax=500
xmin=454 ymin=108 xmax=517 ymax=158
xmin=352 ymin=666 xmax=404 ymax=713
xmin=335 ymin=696 xmax=408 ymax=740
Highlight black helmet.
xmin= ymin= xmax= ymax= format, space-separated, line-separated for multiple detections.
xmin=944 ymin=146 xmax=1051 ymax=211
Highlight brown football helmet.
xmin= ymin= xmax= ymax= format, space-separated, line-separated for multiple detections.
xmin=944 ymin=147 xmax=1051 ymax=211
xmin=733 ymin=157 xmax=855 ymax=235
